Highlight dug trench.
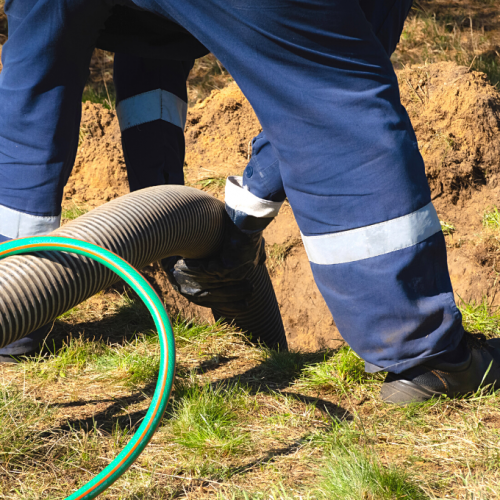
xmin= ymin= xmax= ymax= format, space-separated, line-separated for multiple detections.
xmin=62 ymin=61 xmax=500 ymax=350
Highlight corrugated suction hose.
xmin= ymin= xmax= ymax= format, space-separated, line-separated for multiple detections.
xmin=0 ymin=185 xmax=287 ymax=350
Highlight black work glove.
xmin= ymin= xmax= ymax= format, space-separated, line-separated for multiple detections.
xmin=162 ymin=214 xmax=266 ymax=310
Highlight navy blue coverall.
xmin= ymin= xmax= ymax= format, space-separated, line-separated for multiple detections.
xmin=0 ymin=0 xmax=465 ymax=373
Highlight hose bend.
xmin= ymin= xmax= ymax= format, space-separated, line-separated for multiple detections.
xmin=0 ymin=185 xmax=287 ymax=350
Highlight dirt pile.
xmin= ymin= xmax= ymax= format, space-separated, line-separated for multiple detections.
xmin=184 ymin=84 xmax=262 ymax=178
xmin=64 ymin=102 xmax=128 ymax=207
xmin=399 ymin=62 xmax=500 ymax=204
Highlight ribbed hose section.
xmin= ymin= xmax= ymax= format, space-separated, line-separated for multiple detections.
xmin=0 ymin=185 xmax=287 ymax=350
xmin=212 ymin=264 xmax=287 ymax=350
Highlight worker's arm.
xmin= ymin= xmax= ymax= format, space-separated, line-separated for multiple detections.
xmin=225 ymin=131 xmax=285 ymax=233
xmin=163 ymin=132 xmax=284 ymax=309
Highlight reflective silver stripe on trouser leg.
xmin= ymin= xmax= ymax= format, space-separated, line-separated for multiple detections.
xmin=224 ymin=176 xmax=284 ymax=232
xmin=301 ymin=203 xmax=442 ymax=265
xmin=116 ymin=89 xmax=188 ymax=132
xmin=225 ymin=176 xmax=284 ymax=218
xmin=0 ymin=203 xmax=61 ymax=239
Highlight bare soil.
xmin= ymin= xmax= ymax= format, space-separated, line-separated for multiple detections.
xmin=65 ymin=102 xmax=129 ymax=207
xmin=58 ymin=61 xmax=500 ymax=350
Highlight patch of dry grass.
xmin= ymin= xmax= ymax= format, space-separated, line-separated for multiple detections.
xmin=393 ymin=4 xmax=500 ymax=86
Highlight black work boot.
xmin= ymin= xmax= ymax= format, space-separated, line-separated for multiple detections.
xmin=380 ymin=336 xmax=500 ymax=405
xmin=0 ymin=325 xmax=51 ymax=363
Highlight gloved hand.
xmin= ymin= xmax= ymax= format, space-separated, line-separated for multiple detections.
xmin=162 ymin=213 xmax=266 ymax=310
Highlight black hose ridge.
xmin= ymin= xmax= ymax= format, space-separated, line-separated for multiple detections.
xmin=0 ymin=186 xmax=287 ymax=350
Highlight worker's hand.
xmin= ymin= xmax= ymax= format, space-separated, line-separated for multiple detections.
xmin=162 ymin=214 xmax=266 ymax=310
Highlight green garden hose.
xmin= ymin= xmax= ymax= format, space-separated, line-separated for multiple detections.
xmin=0 ymin=236 xmax=176 ymax=500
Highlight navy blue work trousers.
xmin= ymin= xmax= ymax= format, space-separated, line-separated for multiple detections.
xmin=114 ymin=53 xmax=193 ymax=191
xmin=0 ymin=0 xmax=464 ymax=373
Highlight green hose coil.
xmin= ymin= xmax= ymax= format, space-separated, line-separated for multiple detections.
xmin=0 ymin=236 xmax=176 ymax=500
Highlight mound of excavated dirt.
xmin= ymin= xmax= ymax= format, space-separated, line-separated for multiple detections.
xmin=398 ymin=62 xmax=500 ymax=204
xmin=62 ymin=62 xmax=500 ymax=349
xmin=64 ymin=102 xmax=128 ymax=207
xmin=184 ymin=85 xmax=262 ymax=177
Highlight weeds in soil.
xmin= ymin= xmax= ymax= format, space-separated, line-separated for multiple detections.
xmin=78 ymin=123 xmax=89 ymax=147
xmin=483 ymin=206 xmax=500 ymax=229
xmin=440 ymin=219 xmax=456 ymax=235
xmin=267 ymin=239 xmax=300 ymax=270
xmin=196 ymin=176 xmax=226 ymax=192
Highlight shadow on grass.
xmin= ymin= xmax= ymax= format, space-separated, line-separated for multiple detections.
xmin=23 ymin=291 xmax=157 ymax=357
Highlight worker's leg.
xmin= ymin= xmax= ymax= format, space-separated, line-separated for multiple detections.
xmin=0 ymin=0 xmax=112 ymax=244
xmin=236 ymin=0 xmax=415 ymax=230
xmin=0 ymin=0 xmax=111 ymax=358
xmin=113 ymin=54 xmax=194 ymax=190
xmin=133 ymin=0 xmax=463 ymax=373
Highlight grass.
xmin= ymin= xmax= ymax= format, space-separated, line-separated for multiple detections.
xmin=0 ymin=385 xmax=53 ymax=468
xmin=169 ymin=379 xmax=252 ymax=456
xmin=195 ymin=176 xmax=227 ymax=192
xmin=61 ymin=204 xmax=88 ymax=223
xmin=394 ymin=7 xmax=500 ymax=87
xmin=82 ymin=85 xmax=116 ymax=110
xmin=440 ymin=220 xmax=456 ymax=235
xmin=0 ymin=288 xmax=499 ymax=499
xmin=188 ymin=54 xmax=234 ymax=106
xmin=2 ymin=2 xmax=500 ymax=495
xmin=174 ymin=318 xmax=236 ymax=347
xmin=318 ymin=445 xmax=427 ymax=500
xmin=260 ymin=348 xmax=310 ymax=380
xmin=24 ymin=329 xmax=158 ymax=386
xmin=459 ymin=296 xmax=500 ymax=338
xmin=483 ymin=206 xmax=500 ymax=229
xmin=24 ymin=336 xmax=109 ymax=381
xmin=299 ymin=346 xmax=384 ymax=397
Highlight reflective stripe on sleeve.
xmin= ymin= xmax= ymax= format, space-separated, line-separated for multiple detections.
xmin=302 ymin=203 xmax=442 ymax=265
xmin=116 ymin=89 xmax=188 ymax=132
xmin=0 ymin=204 xmax=61 ymax=239
xmin=225 ymin=176 xmax=283 ymax=218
